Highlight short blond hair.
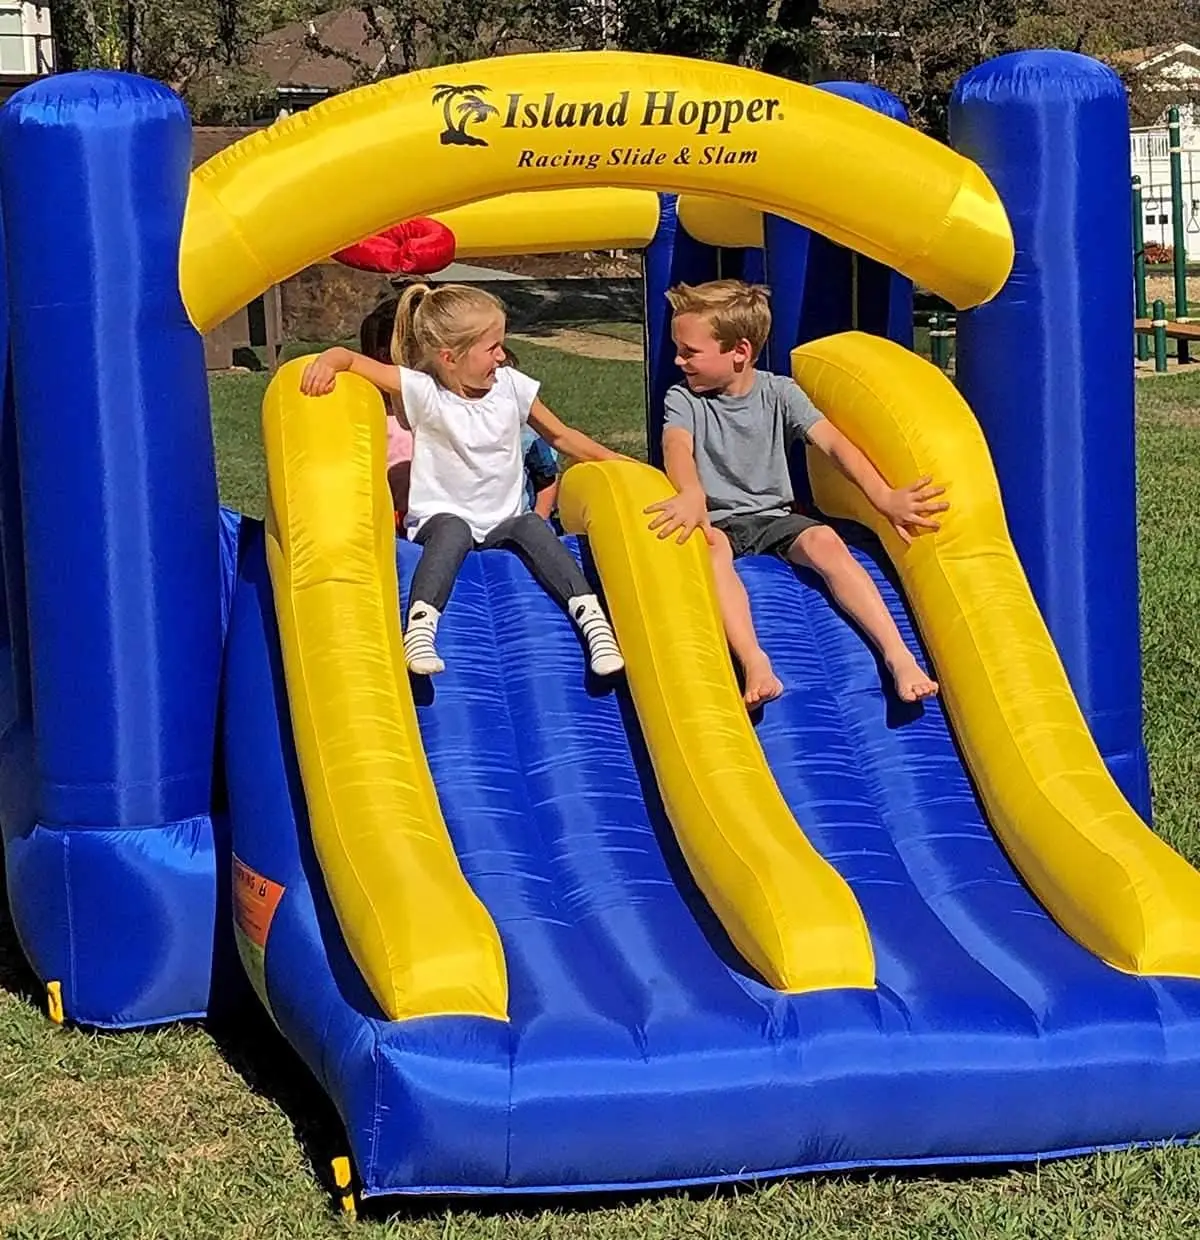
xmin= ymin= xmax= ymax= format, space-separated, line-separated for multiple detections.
xmin=666 ymin=279 xmax=772 ymax=357
xmin=390 ymin=282 xmax=505 ymax=373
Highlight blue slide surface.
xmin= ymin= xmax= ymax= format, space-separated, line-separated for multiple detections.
xmin=222 ymin=522 xmax=1200 ymax=1197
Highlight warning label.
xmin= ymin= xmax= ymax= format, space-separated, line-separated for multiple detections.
xmin=232 ymin=855 xmax=286 ymax=1015
xmin=233 ymin=855 xmax=285 ymax=948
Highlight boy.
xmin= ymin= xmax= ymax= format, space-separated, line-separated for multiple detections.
xmin=646 ymin=280 xmax=945 ymax=709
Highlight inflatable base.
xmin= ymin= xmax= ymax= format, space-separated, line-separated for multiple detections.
xmin=223 ymin=521 xmax=1200 ymax=1197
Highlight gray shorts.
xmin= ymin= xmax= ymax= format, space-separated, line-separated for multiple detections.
xmin=714 ymin=510 xmax=824 ymax=560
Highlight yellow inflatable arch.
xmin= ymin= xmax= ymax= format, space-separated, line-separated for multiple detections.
xmin=181 ymin=50 xmax=1013 ymax=331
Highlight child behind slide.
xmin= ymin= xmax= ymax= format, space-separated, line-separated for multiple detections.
xmin=358 ymin=297 xmax=415 ymax=522
xmin=646 ymin=279 xmax=948 ymax=709
xmin=301 ymin=283 xmax=625 ymax=679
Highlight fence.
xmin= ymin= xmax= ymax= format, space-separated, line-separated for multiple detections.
xmin=1133 ymin=106 xmax=1198 ymax=371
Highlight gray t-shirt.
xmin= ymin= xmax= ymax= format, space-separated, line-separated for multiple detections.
xmin=663 ymin=371 xmax=825 ymax=520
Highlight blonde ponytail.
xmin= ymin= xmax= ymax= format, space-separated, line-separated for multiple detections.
xmin=388 ymin=282 xmax=505 ymax=376
xmin=390 ymin=282 xmax=430 ymax=369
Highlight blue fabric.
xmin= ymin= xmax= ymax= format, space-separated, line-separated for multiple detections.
xmin=520 ymin=429 xmax=558 ymax=513
xmin=761 ymin=83 xmax=913 ymax=509
xmin=218 ymin=506 xmax=251 ymax=640
xmin=221 ymin=525 xmax=1200 ymax=1197
xmin=0 ymin=71 xmax=224 ymax=1024
xmin=5 ymin=815 xmax=219 ymax=1027
xmin=0 ymin=73 xmax=221 ymax=828
xmin=950 ymin=52 xmax=1151 ymax=819
xmin=644 ymin=194 xmax=722 ymax=468
xmin=643 ymin=194 xmax=773 ymax=467
xmin=763 ymin=82 xmax=914 ymax=366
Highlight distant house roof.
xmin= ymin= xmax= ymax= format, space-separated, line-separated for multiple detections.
xmin=252 ymin=8 xmax=394 ymax=94
xmin=1112 ymin=44 xmax=1181 ymax=68
xmin=192 ymin=125 xmax=262 ymax=168
xmin=1114 ymin=42 xmax=1200 ymax=76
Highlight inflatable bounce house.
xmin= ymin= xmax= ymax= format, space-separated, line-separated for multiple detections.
xmin=0 ymin=46 xmax=1198 ymax=1202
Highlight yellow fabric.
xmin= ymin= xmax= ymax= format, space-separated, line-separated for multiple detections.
xmin=261 ymin=358 xmax=509 ymax=1021
xmin=314 ymin=187 xmax=762 ymax=261
xmin=559 ymin=460 xmax=875 ymax=992
xmin=795 ymin=333 xmax=1200 ymax=977
xmin=433 ymin=188 xmax=660 ymax=257
xmin=676 ymin=194 xmax=765 ymax=249
xmin=180 ymin=51 xmax=1012 ymax=331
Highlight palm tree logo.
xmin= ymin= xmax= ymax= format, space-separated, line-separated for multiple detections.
xmin=433 ymin=83 xmax=498 ymax=147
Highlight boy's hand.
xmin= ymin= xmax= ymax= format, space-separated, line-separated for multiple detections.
xmin=880 ymin=477 xmax=948 ymax=544
xmin=300 ymin=356 xmax=339 ymax=397
xmin=645 ymin=487 xmax=713 ymax=545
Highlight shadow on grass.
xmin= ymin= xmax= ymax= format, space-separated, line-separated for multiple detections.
xmin=354 ymin=1157 xmax=1033 ymax=1226
xmin=205 ymin=998 xmax=350 ymax=1205
xmin=0 ymin=854 xmax=44 ymax=1012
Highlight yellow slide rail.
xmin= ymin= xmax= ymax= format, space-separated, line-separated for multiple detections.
xmin=432 ymin=188 xmax=661 ymax=257
xmin=180 ymin=50 xmax=1012 ymax=331
xmin=560 ymin=460 xmax=875 ymax=992
xmin=261 ymin=359 xmax=509 ymax=1021
xmin=796 ymin=333 xmax=1200 ymax=977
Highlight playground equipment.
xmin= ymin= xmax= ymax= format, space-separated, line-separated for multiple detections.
xmin=0 ymin=48 xmax=1195 ymax=1201
xmin=1133 ymin=103 xmax=1198 ymax=370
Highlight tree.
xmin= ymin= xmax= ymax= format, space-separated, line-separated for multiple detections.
xmin=50 ymin=0 xmax=311 ymax=112
xmin=816 ymin=0 xmax=1200 ymax=135
xmin=816 ymin=0 xmax=1020 ymax=134
xmin=615 ymin=0 xmax=820 ymax=77
xmin=1011 ymin=0 xmax=1200 ymax=126
xmin=299 ymin=0 xmax=609 ymax=85
xmin=301 ymin=0 xmax=821 ymax=86
xmin=1010 ymin=0 xmax=1198 ymax=59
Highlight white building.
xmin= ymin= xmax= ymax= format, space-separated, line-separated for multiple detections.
xmin=0 ymin=2 xmax=50 ymax=72
xmin=1123 ymin=43 xmax=1200 ymax=260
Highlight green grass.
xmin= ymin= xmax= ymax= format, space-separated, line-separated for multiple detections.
xmin=5 ymin=352 xmax=1200 ymax=1236
xmin=572 ymin=320 xmax=644 ymax=344
xmin=211 ymin=340 xmax=648 ymax=518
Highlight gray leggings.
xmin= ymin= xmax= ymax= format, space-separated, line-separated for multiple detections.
xmin=409 ymin=512 xmax=590 ymax=613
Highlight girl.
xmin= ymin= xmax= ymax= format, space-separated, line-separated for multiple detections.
xmin=301 ymin=283 xmax=625 ymax=680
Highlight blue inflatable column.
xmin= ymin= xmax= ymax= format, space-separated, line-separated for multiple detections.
xmin=950 ymin=52 xmax=1151 ymax=820
xmin=0 ymin=72 xmax=224 ymax=1025
xmin=643 ymin=193 xmax=721 ymax=467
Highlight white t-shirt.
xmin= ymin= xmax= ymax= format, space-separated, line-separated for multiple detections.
xmin=399 ymin=365 xmax=541 ymax=543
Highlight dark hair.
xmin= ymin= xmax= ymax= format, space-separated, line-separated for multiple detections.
xmin=359 ymin=295 xmax=400 ymax=364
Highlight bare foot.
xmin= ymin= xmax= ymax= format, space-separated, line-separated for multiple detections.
xmin=743 ymin=650 xmax=784 ymax=709
xmin=888 ymin=651 xmax=938 ymax=703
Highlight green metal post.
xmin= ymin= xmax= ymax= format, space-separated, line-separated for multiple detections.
xmin=1133 ymin=176 xmax=1149 ymax=362
xmin=1169 ymin=106 xmax=1190 ymax=362
xmin=929 ymin=312 xmax=945 ymax=369
xmin=1153 ymin=298 xmax=1169 ymax=372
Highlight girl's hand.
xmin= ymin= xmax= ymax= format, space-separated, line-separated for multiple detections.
xmin=300 ymin=355 xmax=340 ymax=397
xmin=880 ymin=477 xmax=948 ymax=544
xmin=645 ymin=487 xmax=713 ymax=545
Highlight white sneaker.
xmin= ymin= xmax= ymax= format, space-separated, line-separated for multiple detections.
xmin=404 ymin=602 xmax=445 ymax=676
xmin=569 ymin=594 xmax=625 ymax=676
